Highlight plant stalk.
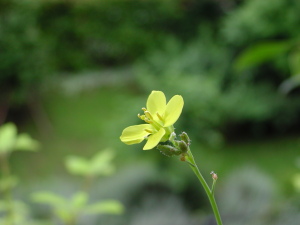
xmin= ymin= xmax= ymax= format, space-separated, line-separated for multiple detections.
xmin=185 ymin=149 xmax=223 ymax=225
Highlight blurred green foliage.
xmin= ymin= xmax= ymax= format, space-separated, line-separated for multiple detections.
xmin=2 ymin=0 xmax=300 ymax=140
xmin=0 ymin=0 xmax=223 ymax=105
xmin=1 ymin=0 xmax=300 ymax=224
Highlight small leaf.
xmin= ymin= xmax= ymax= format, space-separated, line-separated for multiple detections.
xmin=0 ymin=176 xmax=19 ymax=191
xmin=234 ymin=41 xmax=292 ymax=72
xmin=65 ymin=156 xmax=89 ymax=176
xmin=84 ymin=200 xmax=124 ymax=215
xmin=289 ymin=50 xmax=300 ymax=77
xmin=292 ymin=173 xmax=300 ymax=192
xmin=31 ymin=192 xmax=66 ymax=208
xmin=89 ymin=149 xmax=115 ymax=176
xmin=15 ymin=134 xmax=39 ymax=151
xmin=55 ymin=208 xmax=72 ymax=223
xmin=72 ymin=192 xmax=88 ymax=210
xmin=0 ymin=123 xmax=17 ymax=153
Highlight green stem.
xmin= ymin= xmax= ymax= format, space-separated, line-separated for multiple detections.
xmin=0 ymin=154 xmax=15 ymax=225
xmin=185 ymin=149 xmax=223 ymax=225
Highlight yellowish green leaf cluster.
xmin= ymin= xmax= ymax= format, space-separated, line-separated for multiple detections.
xmin=0 ymin=123 xmax=39 ymax=154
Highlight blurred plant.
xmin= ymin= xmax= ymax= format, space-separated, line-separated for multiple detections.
xmin=65 ymin=150 xmax=115 ymax=191
xmin=0 ymin=122 xmax=39 ymax=224
xmin=218 ymin=166 xmax=300 ymax=225
xmin=292 ymin=157 xmax=300 ymax=193
xmin=31 ymin=150 xmax=124 ymax=225
xmin=0 ymin=0 xmax=51 ymax=118
xmin=135 ymin=34 xmax=290 ymax=143
xmin=222 ymin=0 xmax=300 ymax=46
xmin=120 ymin=90 xmax=223 ymax=225
xmin=218 ymin=166 xmax=277 ymax=225
xmin=234 ymin=39 xmax=300 ymax=94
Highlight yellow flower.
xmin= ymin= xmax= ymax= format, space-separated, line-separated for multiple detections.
xmin=120 ymin=91 xmax=184 ymax=150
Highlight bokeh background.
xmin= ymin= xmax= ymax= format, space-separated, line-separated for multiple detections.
xmin=1 ymin=0 xmax=300 ymax=224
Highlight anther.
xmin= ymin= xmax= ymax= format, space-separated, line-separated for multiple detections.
xmin=156 ymin=112 xmax=164 ymax=122
xmin=144 ymin=111 xmax=153 ymax=120
xmin=138 ymin=114 xmax=146 ymax=120
xmin=144 ymin=129 xmax=153 ymax=133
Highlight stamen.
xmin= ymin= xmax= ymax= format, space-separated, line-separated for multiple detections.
xmin=144 ymin=129 xmax=153 ymax=133
xmin=138 ymin=114 xmax=146 ymax=120
xmin=156 ymin=112 xmax=164 ymax=122
xmin=144 ymin=111 xmax=153 ymax=120
xmin=142 ymin=107 xmax=147 ymax=112
xmin=144 ymin=118 xmax=152 ymax=124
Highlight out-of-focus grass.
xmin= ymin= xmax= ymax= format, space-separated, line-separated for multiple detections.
xmin=12 ymin=86 xmax=298 ymax=195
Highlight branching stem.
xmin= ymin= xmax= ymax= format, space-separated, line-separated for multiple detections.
xmin=185 ymin=148 xmax=223 ymax=225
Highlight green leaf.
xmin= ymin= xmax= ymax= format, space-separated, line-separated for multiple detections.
xmin=71 ymin=192 xmax=88 ymax=210
xmin=15 ymin=134 xmax=39 ymax=151
xmin=89 ymin=150 xmax=115 ymax=176
xmin=84 ymin=200 xmax=124 ymax=215
xmin=65 ymin=156 xmax=89 ymax=176
xmin=0 ymin=123 xmax=17 ymax=153
xmin=289 ymin=50 xmax=300 ymax=76
xmin=234 ymin=41 xmax=292 ymax=72
xmin=31 ymin=192 xmax=66 ymax=208
xmin=292 ymin=173 xmax=300 ymax=192
xmin=0 ymin=176 xmax=19 ymax=191
xmin=55 ymin=208 xmax=72 ymax=223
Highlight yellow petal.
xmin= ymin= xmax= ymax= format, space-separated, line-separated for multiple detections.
xmin=143 ymin=128 xmax=165 ymax=150
xmin=146 ymin=91 xmax=166 ymax=117
xmin=120 ymin=124 xmax=154 ymax=145
xmin=164 ymin=95 xmax=184 ymax=127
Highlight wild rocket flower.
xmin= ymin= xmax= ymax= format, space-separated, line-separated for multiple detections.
xmin=120 ymin=91 xmax=184 ymax=150
xmin=120 ymin=90 xmax=223 ymax=225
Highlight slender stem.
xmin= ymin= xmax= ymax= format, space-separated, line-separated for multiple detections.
xmin=211 ymin=179 xmax=216 ymax=195
xmin=185 ymin=149 xmax=223 ymax=225
xmin=0 ymin=154 xmax=15 ymax=225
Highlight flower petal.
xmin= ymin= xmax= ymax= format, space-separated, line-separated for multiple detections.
xmin=143 ymin=128 xmax=165 ymax=150
xmin=120 ymin=124 xmax=154 ymax=145
xmin=146 ymin=91 xmax=166 ymax=117
xmin=163 ymin=95 xmax=184 ymax=127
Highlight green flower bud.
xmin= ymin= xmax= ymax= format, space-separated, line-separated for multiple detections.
xmin=157 ymin=144 xmax=182 ymax=157
xmin=179 ymin=132 xmax=191 ymax=146
xmin=178 ymin=140 xmax=188 ymax=153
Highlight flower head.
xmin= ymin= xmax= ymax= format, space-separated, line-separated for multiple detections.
xmin=120 ymin=91 xmax=184 ymax=150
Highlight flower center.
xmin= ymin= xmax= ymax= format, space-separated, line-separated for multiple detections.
xmin=138 ymin=107 xmax=164 ymax=130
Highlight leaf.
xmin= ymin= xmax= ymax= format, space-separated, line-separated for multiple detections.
xmin=0 ymin=176 xmax=19 ymax=191
xmin=71 ymin=192 xmax=88 ymax=210
xmin=289 ymin=50 xmax=300 ymax=77
xmin=31 ymin=192 xmax=66 ymax=208
xmin=89 ymin=149 xmax=115 ymax=176
xmin=84 ymin=200 xmax=124 ymax=215
xmin=0 ymin=123 xmax=17 ymax=153
xmin=65 ymin=156 xmax=89 ymax=176
xmin=234 ymin=41 xmax=292 ymax=72
xmin=15 ymin=133 xmax=39 ymax=151
xmin=292 ymin=173 xmax=300 ymax=192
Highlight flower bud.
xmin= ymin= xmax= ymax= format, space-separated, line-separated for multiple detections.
xmin=210 ymin=171 xmax=218 ymax=180
xmin=157 ymin=144 xmax=182 ymax=157
xmin=177 ymin=140 xmax=188 ymax=153
xmin=179 ymin=132 xmax=191 ymax=146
